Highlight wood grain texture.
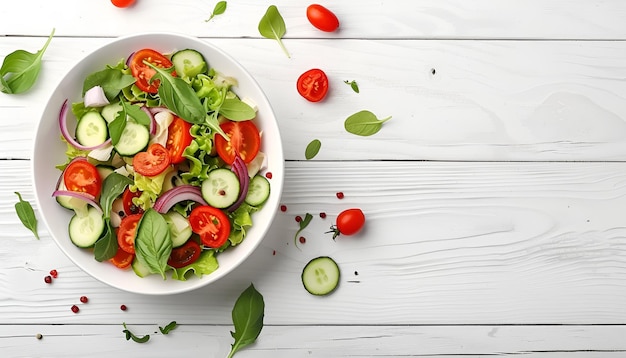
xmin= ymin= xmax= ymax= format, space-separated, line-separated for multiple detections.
xmin=2 ymin=38 xmax=626 ymax=161
xmin=3 ymin=160 xmax=626 ymax=325
xmin=1 ymin=0 xmax=625 ymax=40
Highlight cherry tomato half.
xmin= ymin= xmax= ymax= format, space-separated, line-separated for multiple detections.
xmin=110 ymin=246 xmax=134 ymax=269
xmin=133 ymin=143 xmax=171 ymax=177
xmin=129 ymin=48 xmax=174 ymax=94
xmin=122 ymin=188 xmax=143 ymax=216
xmin=214 ymin=120 xmax=261 ymax=164
xmin=306 ymin=4 xmax=340 ymax=32
xmin=111 ymin=0 xmax=136 ymax=8
xmin=329 ymin=208 xmax=365 ymax=239
xmin=117 ymin=213 xmax=142 ymax=254
xmin=297 ymin=68 xmax=329 ymax=102
xmin=63 ymin=159 xmax=102 ymax=198
xmin=166 ymin=116 xmax=193 ymax=164
xmin=168 ymin=240 xmax=202 ymax=269
xmin=188 ymin=205 xmax=231 ymax=249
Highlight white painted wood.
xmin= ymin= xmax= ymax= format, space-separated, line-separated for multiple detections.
xmin=3 ymin=38 xmax=626 ymax=161
xmin=1 ymin=324 xmax=625 ymax=357
xmin=1 ymin=0 xmax=626 ymax=40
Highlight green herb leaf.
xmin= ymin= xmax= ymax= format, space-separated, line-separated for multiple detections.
xmin=305 ymin=139 xmax=321 ymax=160
xmin=159 ymin=321 xmax=178 ymax=335
xmin=219 ymin=98 xmax=256 ymax=121
xmin=122 ymin=323 xmax=150 ymax=343
xmin=258 ymin=5 xmax=290 ymax=58
xmin=344 ymin=110 xmax=392 ymax=136
xmin=14 ymin=192 xmax=39 ymax=239
xmin=228 ymin=284 xmax=265 ymax=358
xmin=206 ymin=1 xmax=227 ymax=22
xmin=108 ymin=110 xmax=126 ymax=146
xmin=99 ymin=172 xmax=133 ymax=219
xmin=121 ymin=101 xmax=150 ymax=126
xmin=144 ymin=61 xmax=206 ymax=125
xmin=0 ymin=28 xmax=54 ymax=94
xmin=294 ymin=213 xmax=313 ymax=249
xmin=344 ymin=80 xmax=360 ymax=93
xmin=82 ymin=65 xmax=136 ymax=101
xmin=94 ymin=221 xmax=117 ymax=262
xmin=134 ymin=209 xmax=173 ymax=279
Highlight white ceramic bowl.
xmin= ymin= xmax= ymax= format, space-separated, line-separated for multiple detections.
xmin=32 ymin=33 xmax=284 ymax=295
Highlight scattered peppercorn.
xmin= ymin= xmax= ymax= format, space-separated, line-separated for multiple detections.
xmin=49 ymin=269 xmax=58 ymax=278
xmin=295 ymin=215 xmax=302 ymax=223
xmin=280 ymin=205 xmax=287 ymax=212
xmin=272 ymin=250 xmax=276 ymax=256
xmin=299 ymin=236 xmax=306 ymax=244
xmin=336 ymin=192 xmax=344 ymax=199
xmin=319 ymin=212 xmax=327 ymax=218
xmin=71 ymin=305 xmax=79 ymax=313
xmin=265 ymin=172 xmax=273 ymax=179
xmin=44 ymin=275 xmax=52 ymax=284
xmin=80 ymin=296 xmax=89 ymax=303
xmin=120 ymin=304 xmax=128 ymax=311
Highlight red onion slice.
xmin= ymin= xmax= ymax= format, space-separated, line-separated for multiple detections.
xmin=227 ymin=155 xmax=250 ymax=212
xmin=59 ymin=99 xmax=112 ymax=151
xmin=153 ymin=185 xmax=208 ymax=214
xmin=141 ymin=106 xmax=157 ymax=135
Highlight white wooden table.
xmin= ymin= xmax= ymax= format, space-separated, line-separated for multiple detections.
xmin=2 ymin=1 xmax=626 ymax=356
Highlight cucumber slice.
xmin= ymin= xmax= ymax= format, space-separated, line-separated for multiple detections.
xmin=163 ymin=211 xmax=193 ymax=248
xmin=55 ymin=181 xmax=89 ymax=215
xmin=201 ymin=168 xmax=240 ymax=209
xmin=101 ymin=102 xmax=123 ymax=123
xmin=171 ymin=49 xmax=207 ymax=78
xmin=301 ymin=256 xmax=340 ymax=296
xmin=132 ymin=258 xmax=152 ymax=278
xmin=76 ymin=111 xmax=108 ymax=147
xmin=245 ymin=175 xmax=270 ymax=206
xmin=96 ymin=165 xmax=115 ymax=181
xmin=68 ymin=207 xmax=105 ymax=248
xmin=114 ymin=121 xmax=150 ymax=156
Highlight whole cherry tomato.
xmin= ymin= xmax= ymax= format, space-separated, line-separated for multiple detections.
xmin=111 ymin=0 xmax=136 ymax=8
xmin=328 ymin=208 xmax=365 ymax=239
xmin=306 ymin=4 xmax=340 ymax=32
xmin=297 ymin=68 xmax=329 ymax=102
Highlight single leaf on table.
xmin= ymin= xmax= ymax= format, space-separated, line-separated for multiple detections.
xmin=228 ymin=284 xmax=265 ymax=358
xmin=206 ymin=1 xmax=227 ymax=22
xmin=344 ymin=80 xmax=360 ymax=93
xmin=0 ymin=28 xmax=55 ymax=94
xmin=122 ymin=323 xmax=150 ymax=343
xmin=305 ymin=139 xmax=321 ymax=160
xmin=159 ymin=321 xmax=178 ymax=334
xmin=344 ymin=110 xmax=392 ymax=136
xmin=258 ymin=5 xmax=290 ymax=58
xmin=294 ymin=213 xmax=313 ymax=249
xmin=14 ymin=192 xmax=39 ymax=239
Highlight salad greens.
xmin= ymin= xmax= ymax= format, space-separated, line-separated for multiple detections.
xmin=135 ymin=209 xmax=172 ymax=279
xmin=228 ymin=283 xmax=265 ymax=358
xmin=14 ymin=192 xmax=39 ymax=239
xmin=344 ymin=110 xmax=392 ymax=136
xmin=258 ymin=5 xmax=290 ymax=58
xmin=0 ymin=28 xmax=54 ymax=94
xmin=82 ymin=59 xmax=135 ymax=101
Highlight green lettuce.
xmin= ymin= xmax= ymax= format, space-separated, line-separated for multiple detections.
xmin=171 ymin=250 xmax=219 ymax=281
xmin=131 ymin=169 xmax=171 ymax=210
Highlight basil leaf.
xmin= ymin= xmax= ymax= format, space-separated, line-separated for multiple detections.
xmin=108 ymin=111 xmax=126 ymax=146
xmin=134 ymin=209 xmax=173 ymax=279
xmin=219 ymin=98 xmax=256 ymax=121
xmin=258 ymin=5 xmax=290 ymax=58
xmin=228 ymin=284 xmax=265 ymax=358
xmin=94 ymin=220 xmax=117 ymax=262
xmin=344 ymin=80 xmax=359 ymax=93
xmin=305 ymin=139 xmax=321 ymax=160
xmin=159 ymin=321 xmax=178 ymax=335
xmin=344 ymin=110 xmax=392 ymax=136
xmin=206 ymin=1 xmax=227 ymax=22
xmin=14 ymin=192 xmax=39 ymax=240
xmin=145 ymin=62 xmax=206 ymax=125
xmin=82 ymin=67 xmax=136 ymax=101
xmin=0 ymin=28 xmax=54 ymax=94
xmin=100 ymin=172 xmax=133 ymax=219
xmin=294 ymin=213 xmax=313 ymax=249
xmin=121 ymin=101 xmax=150 ymax=126
xmin=122 ymin=323 xmax=150 ymax=343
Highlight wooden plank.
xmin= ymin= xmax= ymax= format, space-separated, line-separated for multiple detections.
xmin=2 ymin=38 xmax=626 ymax=161
xmin=1 ymin=0 xmax=626 ymax=40
xmin=4 ymin=160 xmax=626 ymax=325
xmin=0 ymin=324 xmax=625 ymax=357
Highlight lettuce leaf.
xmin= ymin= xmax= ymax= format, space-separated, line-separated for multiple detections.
xmin=131 ymin=169 xmax=171 ymax=210
xmin=171 ymin=250 xmax=219 ymax=281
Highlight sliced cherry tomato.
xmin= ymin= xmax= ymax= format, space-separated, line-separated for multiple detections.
xmin=110 ymin=246 xmax=134 ymax=269
xmin=168 ymin=240 xmax=202 ymax=269
xmin=63 ymin=159 xmax=102 ymax=198
xmin=328 ymin=208 xmax=365 ymax=239
xmin=166 ymin=116 xmax=193 ymax=164
xmin=306 ymin=4 xmax=340 ymax=32
xmin=111 ymin=0 xmax=136 ymax=8
xmin=133 ymin=143 xmax=171 ymax=177
xmin=117 ymin=213 xmax=143 ymax=254
xmin=188 ymin=205 xmax=231 ymax=248
xmin=129 ymin=49 xmax=174 ymax=94
xmin=297 ymin=68 xmax=329 ymax=102
xmin=214 ymin=120 xmax=261 ymax=164
xmin=122 ymin=188 xmax=143 ymax=215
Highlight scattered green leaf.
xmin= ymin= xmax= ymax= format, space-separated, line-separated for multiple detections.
xmin=344 ymin=80 xmax=359 ymax=93
xmin=228 ymin=284 xmax=265 ymax=358
xmin=14 ymin=192 xmax=39 ymax=239
xmin=206 ymin=1 xmax=227 ymax=22
xmin=258 ymin=5 xmax=290 ymax=58
xmin=305 ymin=139 xmax=321 ymax=160
xmin=0 ymin=28 xmax=54 ymax=94
xmin=122 ymin=323 xmax=150 ymax=343
xmin=159 ymin=321 xmax=178 ymax=335
xmin=294 ymin=213 xmax=313 ymax=249
xmin=344 ymin=110 xmax=392 ymax=136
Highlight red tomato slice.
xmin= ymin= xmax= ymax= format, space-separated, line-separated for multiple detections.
xmin=63 ymin=159 xmax=102 ymax=198
xmin=122 ymin=188 xmax=143 ymax=216
xmin=306 ymin=4 xmax=340 ymax=32
xmin=110 ymin=246 xmax=134 ymax=269
xmin=214 ymin=120 xmax=261 ymax=164
xmin=188 ymin=206 xmax=231 ymax=249
xmin=133 ymin=143 xmax=171 ymax=177
xmin=111 ymin=0 xmax=136 ymax=8
xmin=129 ymin=49 xmax=174 ymax=94
xmin=166 ymin=116 xmax=193 ymax=164
xmin=297 ymin=68 xmax=329 ymax=102
xmin=168 ymin=240 xmax=202 ymax=268
xmin=117 ymin=213 xmax=142 ymax=254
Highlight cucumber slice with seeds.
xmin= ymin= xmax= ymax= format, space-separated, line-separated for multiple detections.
xmin=68 ymin=206 xmax=105 ymax=248
xmin=76 ymin=111 xmax=108 ymax=147
xmin=114 ymin=121 xmax=149 ymax=156
xmin=171 ymin=49 xmax=207 ymax=78
xmin=244 ymin=175 xmax=270 ymax=206
xmin=301 ymin=256 xmax=340 ymax=296
xmin=201 ymin=168 xmax=240 ymax=209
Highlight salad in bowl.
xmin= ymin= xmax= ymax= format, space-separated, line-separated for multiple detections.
xmin=32 ymin=33 xmax=283 ymax=295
